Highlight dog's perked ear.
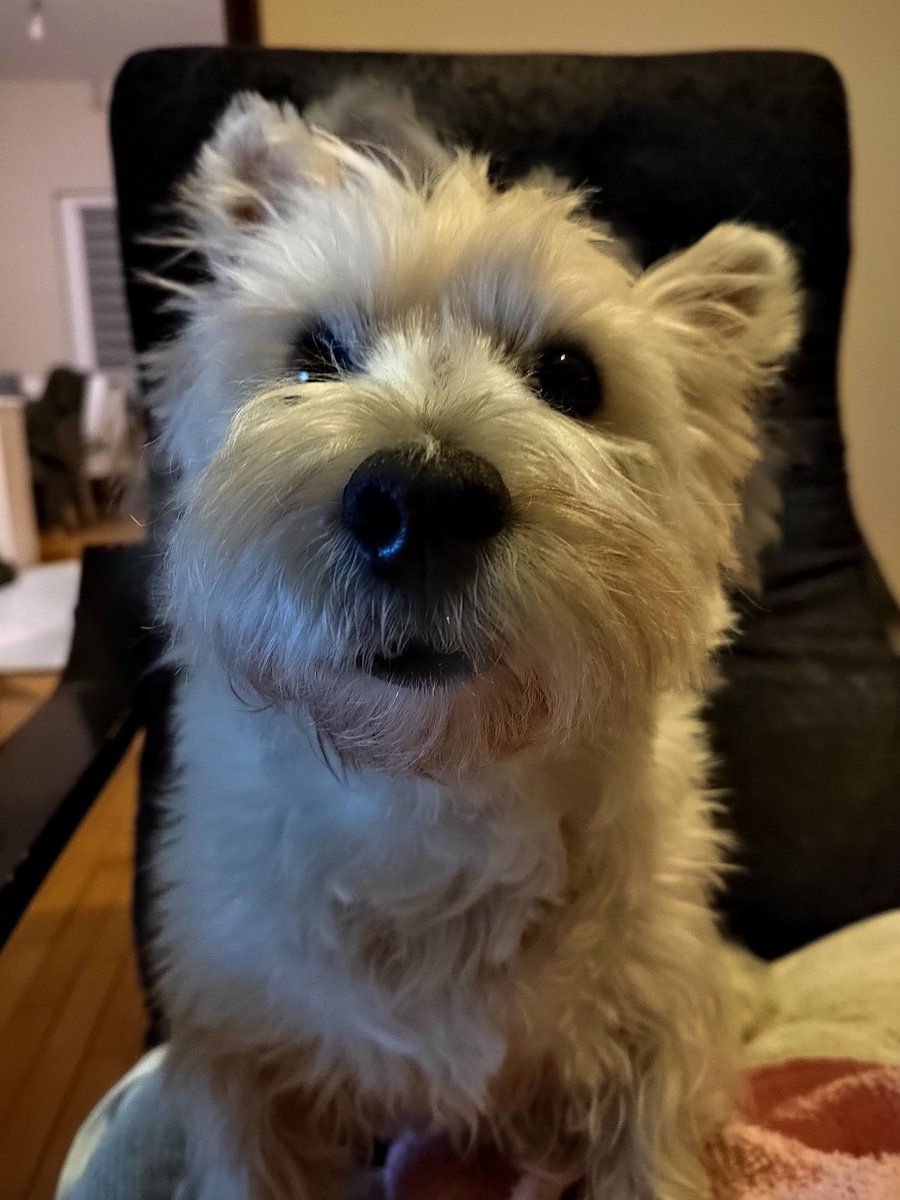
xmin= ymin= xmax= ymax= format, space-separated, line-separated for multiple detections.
xmin=634 ymin=224 xmax=802 ymax=580
xmin=635 ymin=223 xmax=801 ymax=377
xmin=178 ymin=92 xmax=330 ymax=260
xmin=179 ymin=84 xmax=449 ymax=267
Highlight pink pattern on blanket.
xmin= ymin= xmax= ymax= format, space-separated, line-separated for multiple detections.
xmin=709 ymin=1058 xmax=900 ymax=1199
xmin=386 ymin=1061 xmax=900 ymax=1200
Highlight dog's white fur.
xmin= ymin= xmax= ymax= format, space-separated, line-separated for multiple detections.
xmin=148 ymin=84 xmax=801 ymax=1200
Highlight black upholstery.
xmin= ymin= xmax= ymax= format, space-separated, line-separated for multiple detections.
xmin=110 ymin=48 xmax=899 ymax=963
xmin=0 ymin=544 xmax=155 ymax=945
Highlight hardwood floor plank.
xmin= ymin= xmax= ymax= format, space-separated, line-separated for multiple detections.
xmin=0 ymin=864 xmax=126 ymax=1118
xmin=0 ymin=738 xmax=140 ymax=1045
xmin=0 ymin=673 xmax=59 ymax=742
xmin=0 ymin=873 xmax=133 ymax=1198
xmin=24 ymin=951 xmax=145 ymax=1200
xmin=0 ymin=814 xmax=109 ymax=1037
xmin=0 ymin=735 xmax=143 ymax=1200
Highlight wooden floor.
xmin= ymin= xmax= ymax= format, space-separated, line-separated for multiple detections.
xmin=0 ymin=517 xmax=147 ymax=1200
xmin=0 ymin=673 xmax=59 ymax=742
xmin=0 ymin=739 xmax=145 ymax=1200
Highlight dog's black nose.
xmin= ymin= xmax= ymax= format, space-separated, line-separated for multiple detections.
xmin=342 ymin=445 xmax=510 ymax=591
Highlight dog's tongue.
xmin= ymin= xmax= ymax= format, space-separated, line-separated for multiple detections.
xmin=384 ymin=1133 xmax=570 ymax=1200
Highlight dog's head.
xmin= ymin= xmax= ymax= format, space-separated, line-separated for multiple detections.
xmin=156 ymin=84 xmax=800 ymax=776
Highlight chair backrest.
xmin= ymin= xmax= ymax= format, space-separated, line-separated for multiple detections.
xmin=111 ymin=48 xmax=900 ymax=959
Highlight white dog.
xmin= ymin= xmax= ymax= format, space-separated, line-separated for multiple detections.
xmin=147 ymin=82 xmax=800 ymax=1200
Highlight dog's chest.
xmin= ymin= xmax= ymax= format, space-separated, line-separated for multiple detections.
xmin=159 ymin=672 xmax=568 ymax=1090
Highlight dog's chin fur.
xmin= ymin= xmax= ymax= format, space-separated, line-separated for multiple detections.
xmin=149 ymin=83 xmax=801 ymax=1199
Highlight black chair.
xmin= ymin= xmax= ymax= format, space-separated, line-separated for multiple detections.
xmin=2 ymin=50 xmax=897 ymax=997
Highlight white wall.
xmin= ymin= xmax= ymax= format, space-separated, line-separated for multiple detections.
xmin=0 ymin=80 xmax=112 ymax=380
xmin=261 ymin=0 xmax=900 ymax=596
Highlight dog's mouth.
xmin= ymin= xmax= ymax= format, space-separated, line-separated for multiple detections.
xmin=365 ymin=639 xmax=473 ymax=688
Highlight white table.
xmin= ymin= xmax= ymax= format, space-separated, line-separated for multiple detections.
xmin=0 ymin=558 xmax=81 ymax=672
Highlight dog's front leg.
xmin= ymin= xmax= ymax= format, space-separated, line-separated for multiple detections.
xmin=169 ymin=1040 xmax=359 ymax=1200
xmin=576 ymin=1029 xmax=729 ymax=1200
xmin=504 ymin=1003 xmax=730 ymax=1199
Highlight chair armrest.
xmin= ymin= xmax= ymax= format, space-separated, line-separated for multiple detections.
xmin=0 ymin=543 xmax=159 ymax=947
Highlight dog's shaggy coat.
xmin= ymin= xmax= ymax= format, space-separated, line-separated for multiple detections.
xmin=148 ymin=84 xmax=801 ymax=1199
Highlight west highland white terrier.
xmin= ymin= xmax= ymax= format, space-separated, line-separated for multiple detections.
xmin=147 ymin=81 xmax=800 ymax=1200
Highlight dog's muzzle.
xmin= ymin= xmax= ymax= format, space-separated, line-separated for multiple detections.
xmin=343 ymin=443 xmax=510 ymax=686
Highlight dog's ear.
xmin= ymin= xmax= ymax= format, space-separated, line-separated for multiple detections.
xmin=181 ymin=86 xmax=449 ymax=264
xmin=181 ymin=92 xmax=341 ymax=254
xmin=305 ymin=79 xmax=452 ymax=185
xmin=635 ymin=223 xmax=801 ymax=370
xmin=636 ymin=225 xmax=802 ymax=583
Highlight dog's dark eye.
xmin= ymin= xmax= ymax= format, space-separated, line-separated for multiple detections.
xmin=533 ymin=344 xmax=602 ymax=419
xmin=289 ymin=325 xmax=354 ymax=383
